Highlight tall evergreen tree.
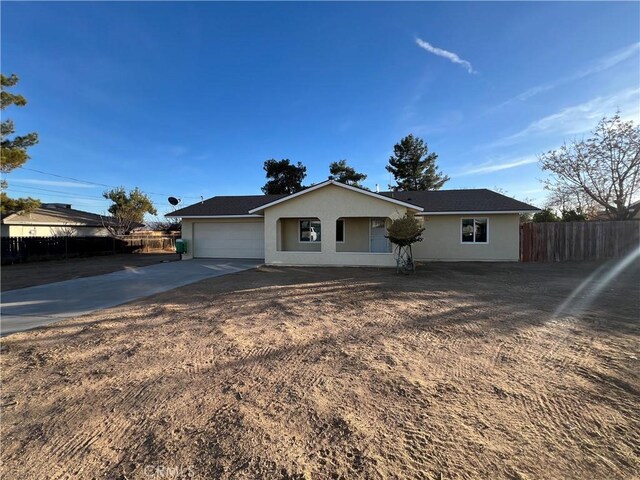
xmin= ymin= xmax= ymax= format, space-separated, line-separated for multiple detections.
xmin=328 ymin=159 xmax=367 ymax=188
xmin=386 ymin=134 xmax=449 ymax=191
xmin=1 ymin=74 xmax=39 ymax=175
xmin=1 ymin=73 xmax=41 ymax=214
xmin=261 ymin=159 xmax=307 ymax=194
xmin=0 ymin=193 xmax=40 ymax=215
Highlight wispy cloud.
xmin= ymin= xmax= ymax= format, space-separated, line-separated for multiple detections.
xmin=337 ymin=119 xmax=353 ymax=133
xmin=415 ymin=38 xmax=476 ymax=74
xmin=487 ymin=87 xmax=640 ymax=148
xmin=169 ymin=146 xmax=188 ymax=157
xmin=11 ymin=178 xmax=98 ymax=189
xmin=457 ymin=156 xmax=538 ymax=176
xmin=493 ymin=42 xmax=640 ymax=110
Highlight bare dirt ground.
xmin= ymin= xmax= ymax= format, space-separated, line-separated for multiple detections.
xmin=1 ymin=253 xmax=179 ymax=291
xmin=1 ymin=261 xmax=638 ymax=479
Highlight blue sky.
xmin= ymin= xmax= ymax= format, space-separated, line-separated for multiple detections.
xmin=2 ymin=1 xmax=639 ymax=217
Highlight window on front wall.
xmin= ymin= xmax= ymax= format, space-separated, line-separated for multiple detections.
xmin=336 ymin=219 xmax=344 ymax=243
xmin=461 ymin=218 xmax=488 ymax=243
xmin=299 ymin=219 xmax=321 ymax=242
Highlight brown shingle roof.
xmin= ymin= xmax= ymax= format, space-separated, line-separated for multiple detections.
xmin=167 ymin=194 xmax=288 ymax=217
xmin=167 ymin=188 xmax=538 ymax=217
xmin=2 ymin=205 xmax=116 ymax=226
xmin=379 ymin=189 xmax=539 ymax=213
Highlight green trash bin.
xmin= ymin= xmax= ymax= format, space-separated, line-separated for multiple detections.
xmin=176 ymin=239 xmax=187 ymax=255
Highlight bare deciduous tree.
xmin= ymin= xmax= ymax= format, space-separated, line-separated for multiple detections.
xmin=544 ymin=184 xmax=600 ymax=219
xmin=539 ymin=113 xmax=640 ymax=220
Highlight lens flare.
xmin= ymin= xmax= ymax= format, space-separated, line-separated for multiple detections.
xmin=551 ymin=245 xmax=640 ymax=322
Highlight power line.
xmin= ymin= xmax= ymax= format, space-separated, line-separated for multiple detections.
xmin=16 ymin=167 xmax=113 ymax=189
xmin=8 ymin=187 xmax=176 ymax=215
xmin=17 ymin=166 xmax=201 ymax=200
xmin=6 ymin=185 xmax=108 ymax=200
xmin=7 ymin=187 xmax=107 ymax=202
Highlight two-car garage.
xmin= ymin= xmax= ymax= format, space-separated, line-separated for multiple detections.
xmin=192 ymin=221 xmax=264 ymax=259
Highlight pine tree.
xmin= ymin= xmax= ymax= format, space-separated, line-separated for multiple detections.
xmin=261 ymin=159 xmax=307 ymax=194
xmin=1 ymin=73 xmax=41 ymax=215
xmin=386 ymin=134 xmax=449 ymax=191
xmin=328 ymin=159 xmax=367 ymax=188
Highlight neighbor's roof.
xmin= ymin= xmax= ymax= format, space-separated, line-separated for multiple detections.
xmin=2 ymin=204 xmax=115 ymax=226
xmin=167 ymin=186 xmax=539 ymax=218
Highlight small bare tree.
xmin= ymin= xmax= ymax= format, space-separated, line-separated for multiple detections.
xmin=148 ymin=217 xmax=181 ymax=233
xmin=544 ymin=184 xmax=600 ymax=219
xmin=539 ymin=113 xmax=640 ymax=220
xmin=50 ymin=224 xmax=76 ymax=237
xmin=386 ymin=213 xmax=425 ymax=274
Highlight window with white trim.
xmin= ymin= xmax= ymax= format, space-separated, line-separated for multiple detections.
xmin=336 ymin=219 xmax=345 ymax=243
xmin=461 ymin=218 xmax=488 ymax=243
xmin=299 ymin=219 xmax=321 ymax=242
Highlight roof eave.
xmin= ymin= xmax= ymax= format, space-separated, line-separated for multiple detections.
xmin=165 ymin=214 xmax=263 ymax=219
xmin=418 ymin=209 xmax=541 ymax=215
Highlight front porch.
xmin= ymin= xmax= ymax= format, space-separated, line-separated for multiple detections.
xmin=268 ymin=216 xmax=395 ymax=266
xmin=277 ymin=216 xmax=392 ymax=252
xmin=251 ymin=181 xmax=422 ymax=266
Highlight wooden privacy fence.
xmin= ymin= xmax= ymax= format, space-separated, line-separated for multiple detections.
xmin=520 ymin=221 xmax=640 ymax=262
xmin=1 ymin=236 xmax=177 ymax=264
xmin=128 ymin=236 xmax=176 ymax=252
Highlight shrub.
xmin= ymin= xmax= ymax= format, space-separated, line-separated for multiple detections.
xmin=386 ymin=213 xmax=425 ymax=247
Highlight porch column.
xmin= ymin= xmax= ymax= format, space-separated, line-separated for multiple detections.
xmin=263 ymin=212 xmax=279 ymax=263
xmin=320 ymin=214 xmax=337 ymax=255
xmin=275 ymin=218 xmax=282 ymax=252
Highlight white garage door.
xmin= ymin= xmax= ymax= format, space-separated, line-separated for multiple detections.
xmin=193 ymin=222 xmax=264 ymax=259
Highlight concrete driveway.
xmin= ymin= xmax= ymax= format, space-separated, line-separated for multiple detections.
xmin=0 ymin=258 xmax=262 ymax=335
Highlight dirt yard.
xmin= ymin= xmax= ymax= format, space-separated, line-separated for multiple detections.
xmin=1 ymin=261 xmax=638 ymax=479
xmin=1 ymin=253 xmax=179 ymax=291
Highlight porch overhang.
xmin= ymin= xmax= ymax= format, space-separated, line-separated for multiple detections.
xmin=248 ymin=180 xmax=424 ymax=215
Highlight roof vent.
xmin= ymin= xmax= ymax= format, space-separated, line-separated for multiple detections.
xmin=42 ymin=203 xmax=71 ymax=209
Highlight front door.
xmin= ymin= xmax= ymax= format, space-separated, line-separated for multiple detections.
xmin=370 ymin=218 xmax=391 ymax=253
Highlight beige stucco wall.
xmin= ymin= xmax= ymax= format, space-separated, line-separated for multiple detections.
xmin=411 ymin=214 xmax=520 ymax=261
xmin=3 ymin=225 xmax=110 ymax=237
xmin=180 ymin=219 xmax=192 ymax=259
xmin=264 ymin=184 xmax=409 ymax=266
xmin=336 ymin=217 xmax=370 ymax=253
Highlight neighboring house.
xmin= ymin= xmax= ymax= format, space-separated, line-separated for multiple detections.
xmin=592 ymin=199 xmax=640 ymax=220
xmin=167 ymin=180 xmax=539 ymax=266
xmin=1 ymin=203 xmax=113 ymax=237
